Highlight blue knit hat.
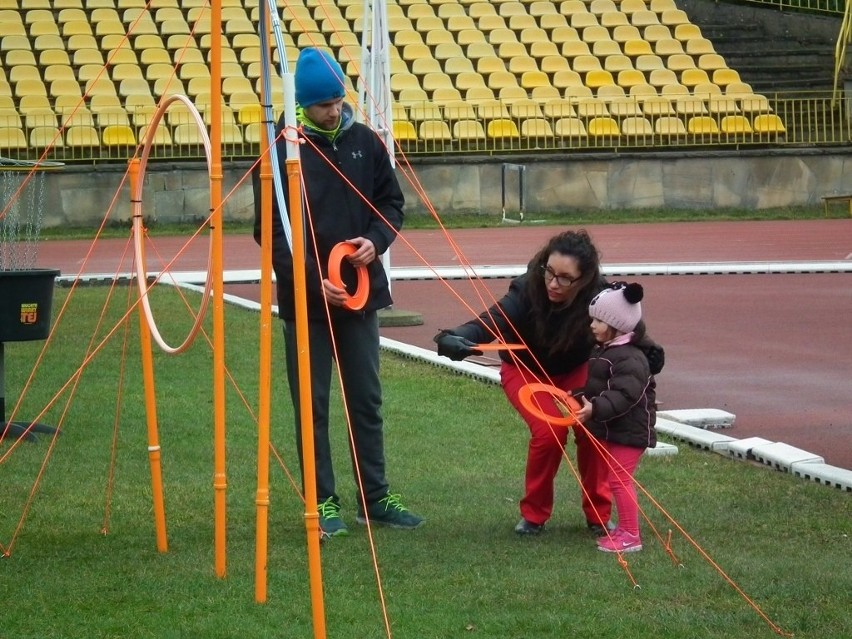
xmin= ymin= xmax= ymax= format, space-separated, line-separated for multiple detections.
xmin=294 ymin=47 xmax=346 ymax=108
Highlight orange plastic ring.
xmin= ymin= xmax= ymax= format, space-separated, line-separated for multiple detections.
xmin=474 ymin=343 xmax=527 ymax=351
xmin=328 ymin=241 xmax=369 ymax=311
xmin=517 ymin=383 xmax=581 ymax=427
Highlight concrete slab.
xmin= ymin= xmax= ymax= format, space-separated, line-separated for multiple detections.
xmin=723 ymin=436 xmax=775 ymax=461
xmin=749 ymin=441 xmax=825 ymax=472
xmin=658 ymin=408 xmax=736 ymax=429
xmin=791 ymin=462 xmax=852 ymax=492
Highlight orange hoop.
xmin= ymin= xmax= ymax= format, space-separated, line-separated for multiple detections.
xmin=517 ymin=383 xmax=581 ymax=427
xmin=474 ymin=343 xmax=527 ymax=351
xmin=327 ymin=241 xmax=369 ymax=311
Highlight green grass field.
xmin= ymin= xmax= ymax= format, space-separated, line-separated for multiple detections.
xmin=1 ymin=287 xmax=849 ymax=639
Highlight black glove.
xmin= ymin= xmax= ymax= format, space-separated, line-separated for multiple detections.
xmin=643 ymin=344 xmax=665 ymax=375
xmin=433 ymin=330 xmax=483 ymax=361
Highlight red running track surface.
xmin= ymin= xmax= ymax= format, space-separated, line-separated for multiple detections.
xmin=38 ymin=220 xmax=852 ymax=470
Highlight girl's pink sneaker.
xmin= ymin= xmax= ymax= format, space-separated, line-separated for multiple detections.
xmin=597 ymin=530 xmax=643 ymax=553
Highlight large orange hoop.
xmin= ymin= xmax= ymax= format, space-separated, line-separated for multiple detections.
xmin=131 ymin=94 xmax=213 ymax=354
xmin=517 ymin=383 xmax=581 ymax=427
xmin=327 ymin=241 xmax=369 ymax=311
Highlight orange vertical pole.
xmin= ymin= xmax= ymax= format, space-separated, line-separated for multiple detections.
xmin=130 ymin=157 xmax=168 ymax=553
xmin=254 ymin=4 xmax=273 ymax=605
xmin=283 ymin=87 xmax=327 ymax=632
xmin=209 ymin=0 xmax=228 ymax=579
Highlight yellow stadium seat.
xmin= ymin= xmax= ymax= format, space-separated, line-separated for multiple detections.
xmin=635 ymin=54 xmax=665 ymax=72
xmin=431 ymin=87 xmax=464 ymax=104
xmin=686 ymin=38 xmax=717 ymax=56
xmin=487 ymin=70 xmax=519 ymax=90
xmin=508 ymin=56 xmax=539 ymax=75
xmin=553 ymin=70 xmax=584 ymax=90
xmin=477 ymin=99 xmax=511 ymax=120
xmin=608 ymin=96 xmax=643 ymax=118
xmin=510 ymin=98 xmax=545 ymax=119
xmin=752 ymin=114 xmax=786 ymax=134
xmin=575 ymin=97 xmax=609 ymax=118
xmin=102 ymin=124 xmax=137 ymax=146
xmin=572 ymin=55 xmax=602 ymax=74
xmin=661 ymin=9 xmax=690 ymax=26
xmin=619 ymin=0 xmax=647 ymax=14
xmin=408 ymin=101 xmax=444 ymax=122
xmin=644 ymin=24 xmax=672 ymax=43
xmin=465 ymin=86 xmax=496 ymax=104
xmin=605 ymin=55 xmax=633 ymax=73
xmin=687 ymin=115 xmax=719 ymax=134
xmin=411 ymin=57 xmax=442 ymax=76
xmin=654 ymin=38 xmax=684 ymax=56
xmin=654 ymin=116 xmax=687 ymax=136
xmin=600 ymin=12 xmax=629 ymax=29
xmin=30 ymin=21 xmax=60 ymax=37
xmin=392 ymin=120 xmax=417 ymax=141
xmin=456 ymin=71 xmax=488 ymax=91
xmin=623 ymin=39 xmax=653 ymax=57
xmin=698 ymin=53 xmax=727 ymax=71
xmin=30 ymin=126 xmax=63 ymax=149
xmin=736 ymin=94 xmax=772 ymax=114
xmin=641 ymin=96 xmax=676 ymax=117
xmin=627 ymin=84 xmax=660 ymax=100
xmin=621 ymin=116 xmax=653 ymax=136
xmin=594 ymin=40 xmax=622 ymax=57
xmin=477 ymin=56 xmax=507 ymax=75
xmin=457 ymin=28 xmax=487 ymax=45
xmin=555 ymin=117 xmax=587 ymax=138
xmin=453 ymin=119 xmax=486 ymax=142
xmin=422 ymin=72 xmax=456 ymax=93
xmin=15 ymin=78 xmax=48 ymax=98
xmin=681 ymin=68 xmax=710 ymax=89
xmin=94 ymin=107 xmax=131 ymax=128
xmin=667 ymin=54 xmax=696 ymax=72
xmin=706 ymin=95 xmax=741 ymax=115
xmin=571 ymin=13 xmax=599 ymax=30
xmin=631 ymin=10 xmax=660 ymax=28
xmin=467 ymin=42 xmax=498 ymax=61
xmin=587 ymin=116 xmax=620 ymax=137
xmin=525 ymin=41 xmax=558 ymax=63
xmin=673 ymin=95 xmax=707 ymax=116
xmin=172 ymin=123 xmax=205 ymax=146
xmin=585 ymin=69 xmax=615 ymax=89
xmin=65 ymin=125 xmax=101 ymax=147
xmin=0 ymin=126 xmax=27 ymax=149
xmin=521 ymin=70 xmax=551 ymax=90
xmin=720 ymin=114 xmax=752 ymax=134
xmin=486 ymin=118 xmax=520 ymax=141
xmin=62 ymin=20 xmax=94 ymax=37
xmin=713 ymin=68 xmax=741 ymax=87
xmin=692 ymin=81 xmax=722 ymax=98
xmin=564 ymin=84 xmax=594 ymax=101
xmin=648 ymin=68 xmax=679 ymax=88
xmin=674 ymin=23 xmax=702 ymax=41
xmin=418 ymin=119 xmax=452 ymax=142
xmin=50 ymin=79 xmax=84 ymax=98
xmin=499 ymin=86 xmax=529 ymax=104
xmin=36 ymin=37 xmax=67 ymax=57
xmin=153 ymin=77 xmax=185 ymax=98
xmin=551 ymin=25 xmax=581 ymax=46
xmin=398 ymin=87 xmax=429 ymax=103
xmin=442 ymin=100 xmax=478 ymax=121
xmin=519 ymin=25 xmax=550 ymax=45
xmin=582 ymin=25 xmax=611 ymax=44
xmin=544 ymin=98 xmax=577 ymax=119
xmin=0 ymin=108 xmax=22 ymax=128
xmin=540 ymin=55 xmax=572 ymax=74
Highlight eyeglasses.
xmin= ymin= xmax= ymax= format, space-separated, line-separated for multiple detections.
xmin=540 ymin=264 xmax=581 ymax=288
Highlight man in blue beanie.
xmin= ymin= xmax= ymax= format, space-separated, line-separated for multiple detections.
xmin=253 ymin=47 xmax=423 ymax=538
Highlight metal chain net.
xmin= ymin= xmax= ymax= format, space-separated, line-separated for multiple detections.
xmin=0 ymin=164 xmax=47 ymax=272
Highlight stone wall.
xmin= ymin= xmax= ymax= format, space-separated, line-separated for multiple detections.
xmin=37 ymin=149 xmax=852 ymax=229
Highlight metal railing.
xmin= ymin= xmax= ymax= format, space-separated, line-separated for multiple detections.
xmin=1 ymin=91 xmax=850 ymax=164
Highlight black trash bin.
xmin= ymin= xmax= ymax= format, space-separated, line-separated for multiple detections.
xmin=0 ymin=268 xmax=60 ymax=342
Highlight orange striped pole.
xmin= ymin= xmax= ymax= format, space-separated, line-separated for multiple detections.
xmin=254 ymin=2 xmax=273 ymax=605
xmin=209 ymin=0 xmax=228 ymax=579
xmin=283 ymin=72 xmax=327 ymax=635
xmin=130 ymin=157 xmax=168 ymax=553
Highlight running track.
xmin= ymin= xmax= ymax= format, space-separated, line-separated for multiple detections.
xmin=37 ymin=219 xmax=852 ymax=470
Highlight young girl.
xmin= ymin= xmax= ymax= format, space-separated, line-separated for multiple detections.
xmin=576 ymin=282 xmax=657 ymax=553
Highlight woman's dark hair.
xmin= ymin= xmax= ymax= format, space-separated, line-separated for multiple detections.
xmin=525 ymin=229 xmax=602 ymax=355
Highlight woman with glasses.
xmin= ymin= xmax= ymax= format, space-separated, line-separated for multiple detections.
xmin=434 ymin=229 xmax=663 ymax=537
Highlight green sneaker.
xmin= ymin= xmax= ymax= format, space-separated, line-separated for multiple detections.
xmin=356 ymin=493 xmax=424 ymax=529
xmin=318 ymin=497 xmax=349 ymax=538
